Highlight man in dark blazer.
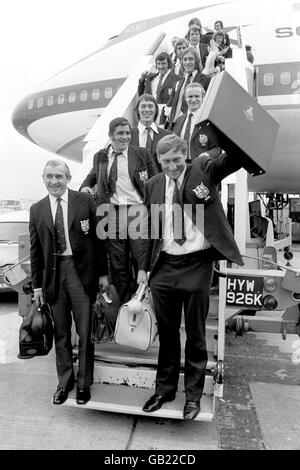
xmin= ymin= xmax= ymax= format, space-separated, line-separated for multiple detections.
xmin=165 ymin=47 xmax=211 ymax=129
xmin=172 ymin=82 xmax=222 ymax=162
xmin=137 ymin=134 xmax=243 ymax=420
xmin=80 ymin=117 xmax=158 ymax=304
xmin=30 ymin=159 xmax=108 ymax=406
xmin=131 ymin=94 xmax=172 ymax=171
xmin=186 ymin=25 xmax=209 ymax=69
xmin=138 ymin=51 xmax=180 ymax=126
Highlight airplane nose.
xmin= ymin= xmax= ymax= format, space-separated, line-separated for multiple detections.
xmin=11 ymin=95 xmax=34 ymax=143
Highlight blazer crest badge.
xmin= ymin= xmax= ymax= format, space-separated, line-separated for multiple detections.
xmin=80 ymin=218 xmax=90 ymax=235
xmin=193 ymin=182 xmax=210 ymax=201
xmin=199 ymin=134 xmax=208 ymax=146
xmin=138 ymin=170 xmax=149 ymax=182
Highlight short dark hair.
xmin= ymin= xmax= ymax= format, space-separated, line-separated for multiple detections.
xmin=155 ymin=51 xmax=173 ymax=69
xmin=187 ymin=25 xmax=201 ymax=40
xmin=109 ymin=117 xmax=131 ymax=135
xmin=174 ymin=38 xmax=188 ymax=53
xmin=135 ymin=94 xmax=159 ymax=121
xmin=188 ymin=17 xmax=202 ymax=28
xmin=213 ymin=30 xmax=225 ymax=41
xmin=214 ymin=20 xmax=224 ymax=29
xmin=156 ymin=134 xmax=187 ymax=156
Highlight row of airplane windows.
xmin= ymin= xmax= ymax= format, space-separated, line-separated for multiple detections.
xmin=27 ymin=87 xmax=114 ymax=110
xmin=27 ymin=70 xmax=300 ymax=111
xmin=263 ymin=71 xmax=300 ymax=87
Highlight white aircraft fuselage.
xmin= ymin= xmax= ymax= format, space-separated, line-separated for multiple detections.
xmin=11 ymin=0 xmax=300 ymax=193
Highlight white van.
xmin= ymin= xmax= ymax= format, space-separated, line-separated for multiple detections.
xmin=0 ymin=210 xmax=29 ymax=292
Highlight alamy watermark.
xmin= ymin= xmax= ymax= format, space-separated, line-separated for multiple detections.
xmin=96 ymin=203 xmax=204 ymax=240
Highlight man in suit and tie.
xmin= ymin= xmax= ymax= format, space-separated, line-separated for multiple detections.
xmin=138 ymin=52 xmax=180 ymax=126
xmin=30 ymin=159 xmax=109 ymax=406
xmin=172 ymin=38 xmax=189 ymax=77
xmin=137 ymin=134 xmax=243 ymax=420
xmin=186 ymin=25 xmax=209 ymax=69
xmin=80 ymin=117 xmax=158 ymax=304
xmin=164 ymin=47 xmax=211 ymax=129
xmin=172 ymin=82 xmax=222 ymax=162
xmin=130 ymin=94 xmax=172 ymax=171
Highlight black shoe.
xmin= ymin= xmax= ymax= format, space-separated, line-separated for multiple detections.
xmin=53 ymin=387 xmax=70 ymax=405
xmin=76 ymin=387 xmax=91 ymax=405
xmin=183 ymin=400 xmax=200 ymax=421
xmin=142 ymin=393 xmax=176 ymax=413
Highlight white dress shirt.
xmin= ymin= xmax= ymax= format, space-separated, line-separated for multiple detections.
xmin=107 ymin=146 xmax=143 ymax=205
xmin=180 ymin=107 xmax=203 ymax=140
xmin=137 ymin=121 xmax=159 ymax=147
xmin=162 ymin=170 xmax=210 ymax=254
xmin=48 ymin=189 xmax=72 ymax=255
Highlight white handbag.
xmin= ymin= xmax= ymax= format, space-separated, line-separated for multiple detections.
xmin=114 ymin=283 xmax=158 ymax=351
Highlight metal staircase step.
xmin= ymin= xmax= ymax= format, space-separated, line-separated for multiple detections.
xmin=63 ymin=383 xmax=214 ymax=422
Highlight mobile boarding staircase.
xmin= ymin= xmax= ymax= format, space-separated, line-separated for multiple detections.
xmin=8 ymin=28 xmax=300 ymax=422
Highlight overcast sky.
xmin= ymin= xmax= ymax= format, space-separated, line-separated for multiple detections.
xmin=0 ymin=0 xmax=279 ymax=200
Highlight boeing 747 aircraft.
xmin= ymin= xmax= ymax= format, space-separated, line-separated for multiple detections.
xmin=11 ymin=0 xmax=300 ymax=193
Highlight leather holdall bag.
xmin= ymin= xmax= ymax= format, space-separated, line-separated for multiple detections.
xmin=91 ymin=284 xmax=120 ymax=343
xmin=114 ymin=282 xmax=158 ymax=351
xmin=18 ymin=302 xmax=54 ymax=359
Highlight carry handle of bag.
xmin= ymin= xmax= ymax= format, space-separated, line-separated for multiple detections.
xmin=135 ymin=282 xmax=147 ymax=301
xmin=126 ymin=282 xmax=147 ymax=328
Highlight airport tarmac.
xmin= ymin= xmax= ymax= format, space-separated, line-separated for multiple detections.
xmin=0 ymin=291 xmax=299 ymax=451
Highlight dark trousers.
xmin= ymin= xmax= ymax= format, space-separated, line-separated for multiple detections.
xmin=150 ymin=250 xmax=213 ymax=401
xmin=52 ymin=258 xmax=94 ymax=390
xmin=105 ymin=205 xmax=142 ymax=304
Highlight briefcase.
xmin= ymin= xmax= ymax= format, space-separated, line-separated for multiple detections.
xmin=91 ymin=284 xmax=120 ymax=343
xmin=114 ymin=283 xmax=158 ymax=351
xmin=197 ymin=70 xmax=279 ymax=176
xmin=18 ymin=302 xmax=54 ymax=359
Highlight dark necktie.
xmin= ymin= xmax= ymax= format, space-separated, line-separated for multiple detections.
xmin=108 ymin=151 xmax=121 ymax=197
xmin=145 ymin=127 xmax=152 ymax=150
xmin=180 ymin=73 xmax=193 ymax=113
xmin=54 ymin=197 xmax=66 ymax=254
xmin=156 ymin=74 xmax=164 ymax=101
xmin=172 ymin=179 xmax=186 ymax=246
xmin=183 ymin=113 xmax=193 ymax=161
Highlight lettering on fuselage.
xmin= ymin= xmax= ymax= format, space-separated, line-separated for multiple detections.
xmin=275 ymin=26 xmax=300 ymax=37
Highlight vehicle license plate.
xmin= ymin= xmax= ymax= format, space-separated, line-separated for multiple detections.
xmin=226 ymin=275 xmax=263 ymax=309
